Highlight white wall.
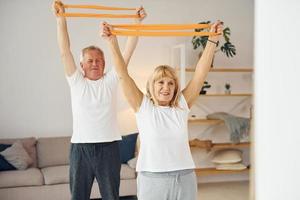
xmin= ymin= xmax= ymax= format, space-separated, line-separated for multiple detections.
xmin=255 ymin=0 xmax=300 ymax=199
xmin=0 ymin=0 xmax=253 ymax=138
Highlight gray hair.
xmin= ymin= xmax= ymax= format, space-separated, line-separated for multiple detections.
xmin=79 ymin=46 xmax=104 ymax=62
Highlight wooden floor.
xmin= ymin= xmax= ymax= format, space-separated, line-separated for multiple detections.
xmin=198 ymin=181 xmax=249 ymax=200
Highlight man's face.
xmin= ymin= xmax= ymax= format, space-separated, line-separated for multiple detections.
xmin=81 ymin=50 xmax=105 ymax=80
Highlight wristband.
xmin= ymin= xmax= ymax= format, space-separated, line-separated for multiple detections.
xmin=207 ymin=39 xmax=219 ymax=46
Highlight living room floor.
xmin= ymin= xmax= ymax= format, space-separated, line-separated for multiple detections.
xmin=99 ymin=181 xmax=249 ymax=200
xmin=198 ymin=181 xmax=249 ymax=200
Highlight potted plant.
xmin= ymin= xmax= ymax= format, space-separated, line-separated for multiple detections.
xmin=200 ymin=81 xmax=211 ymax=95
xmin=225 ymin=83 xmax=231 ymax=94
xmin=192 ymin=21 xmax=236 ymax=66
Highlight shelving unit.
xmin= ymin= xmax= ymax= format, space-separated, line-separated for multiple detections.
xmin=176 ymin=67 xmax=253 ymax=73
xmin=199 ymin=94 xmax=252 ymax=97
xmin=195 ymin=167 xmax=250 ymax=176
xmin=212 ymin=142 xmax=250 ymax=150
xmin=188 ymin=118 xmax=223 ymax=125
xmin=189 ymin=139 xmax=250 ymax=150
xmin=184 ymin=67 xmax=253 ymax=176
xmin=171 ymin=45 xmax=252 ymax=178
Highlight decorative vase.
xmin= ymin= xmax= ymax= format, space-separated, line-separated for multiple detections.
xmin=225 ymin=89 xmax=231 ymax=94
xmin=200 ymin=90 xmax=207 ymax=95
xmin=225 ymin=83 xmax=231 ymax=94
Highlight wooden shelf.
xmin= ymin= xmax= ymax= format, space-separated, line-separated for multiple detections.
xmin=178 ymin=66 xmax=252 ymax=177
xmin=189 ymin=139 xmax=250 ymax=150
xmin=188 ymin=119 xmax=224 ymax=125
xmin=212 ymin=142 xmax=250 ymax=149
xmin=210 ymin=68 xmax=253 ymax=72
xmin=199 ymin=93 xmax=252 ymax=97
xmin=176 ymin=67 xmax=253 ymax=72
xmin=195 ymin=167 xmax=250 ymax=176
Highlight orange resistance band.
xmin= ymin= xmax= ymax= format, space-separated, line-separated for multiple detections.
xmin=110 ymin=24 xmax=220 ymax=37
xmin=63 ymin=4 xmax=136 ymax=10
xmin=59 ymin=13 xmax=139 ymax=18
xmin=110 ymin=31 xmax=219 ymax=37
xmin=58 ymin=4 xmax=139 ymax=18
xmin=112 ymin=24 xmax=211 ymax=30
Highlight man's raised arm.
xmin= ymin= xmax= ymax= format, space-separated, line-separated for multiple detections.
xmin=53 ymin=0 xmax=76 ymax=76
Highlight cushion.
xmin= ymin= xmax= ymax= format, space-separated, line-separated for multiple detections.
xmin=211 ymin=149 xmax=242 ymax=164
xmin=120 ymin=164 xmax=136 ymax=179
xmin=216 ymin=163 xmax=247 ymax=170
xmin=0 ymin=168 xmax=44 ymax=188
xmin=41 ymin=164 xmax=135 ymax=185
xmin=0 ymin=155 xmax=16 ymax=171
xmin=41 ymin=165 xmax=69 ymax=185
xmin=0 ymin=141 xmax=33 ymax=170
xmin=0 ymin=144 xmax=16 ymax=171
xmin=0 ymin=144 xmax=11 ymax=152
xmin=119 ymin=133 xmax=138 ymax=163
xmin=127 ymin=157 xmax=137 ymax=169
xmin=37 ymin=136 xmax=71 ymax=168
xmin=0 ymin=137 xmax=37 ymax=167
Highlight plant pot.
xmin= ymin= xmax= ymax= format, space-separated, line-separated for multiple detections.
xmin=225 ymin=89 xmax=231 ymax=94
xmin=200 ymin=90 xmax=207 ymax=95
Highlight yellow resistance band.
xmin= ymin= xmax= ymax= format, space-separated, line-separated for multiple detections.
xmin=110 ymin=24 xmax=220 ymax=37
xmin=58 ymin=4 xmax=139 ymax=18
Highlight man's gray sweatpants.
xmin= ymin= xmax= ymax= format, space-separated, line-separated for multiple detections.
xmin=137 ymin=169 xmax=197 ymax=200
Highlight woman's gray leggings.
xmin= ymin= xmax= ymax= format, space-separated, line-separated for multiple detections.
xmin=137 ymin=169 xmax=197 ymax=200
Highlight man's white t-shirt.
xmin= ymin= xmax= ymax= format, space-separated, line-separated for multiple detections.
xmin=135 ymin=95 xmax=195 ymax=172
xmin=66 ymin=68 xmax=121 ymax=143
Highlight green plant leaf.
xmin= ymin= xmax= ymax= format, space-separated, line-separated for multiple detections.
xmin=192 ymin=21 xmax=236 ymax=58
xmin=223 ymin=27 xmax=231 ymax=42
xmin=220 ymin=42 xmax=236 ymax=58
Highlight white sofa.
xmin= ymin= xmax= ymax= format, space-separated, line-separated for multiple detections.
xmin=0 ymin=136 xmax=137 ymax=200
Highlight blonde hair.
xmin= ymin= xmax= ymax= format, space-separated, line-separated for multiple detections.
xmin=146 ymin=65 xmax=180 ymax=107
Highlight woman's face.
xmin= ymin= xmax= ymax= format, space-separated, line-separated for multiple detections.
xmin=153 ymin=76 xmax=176 ymax=106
